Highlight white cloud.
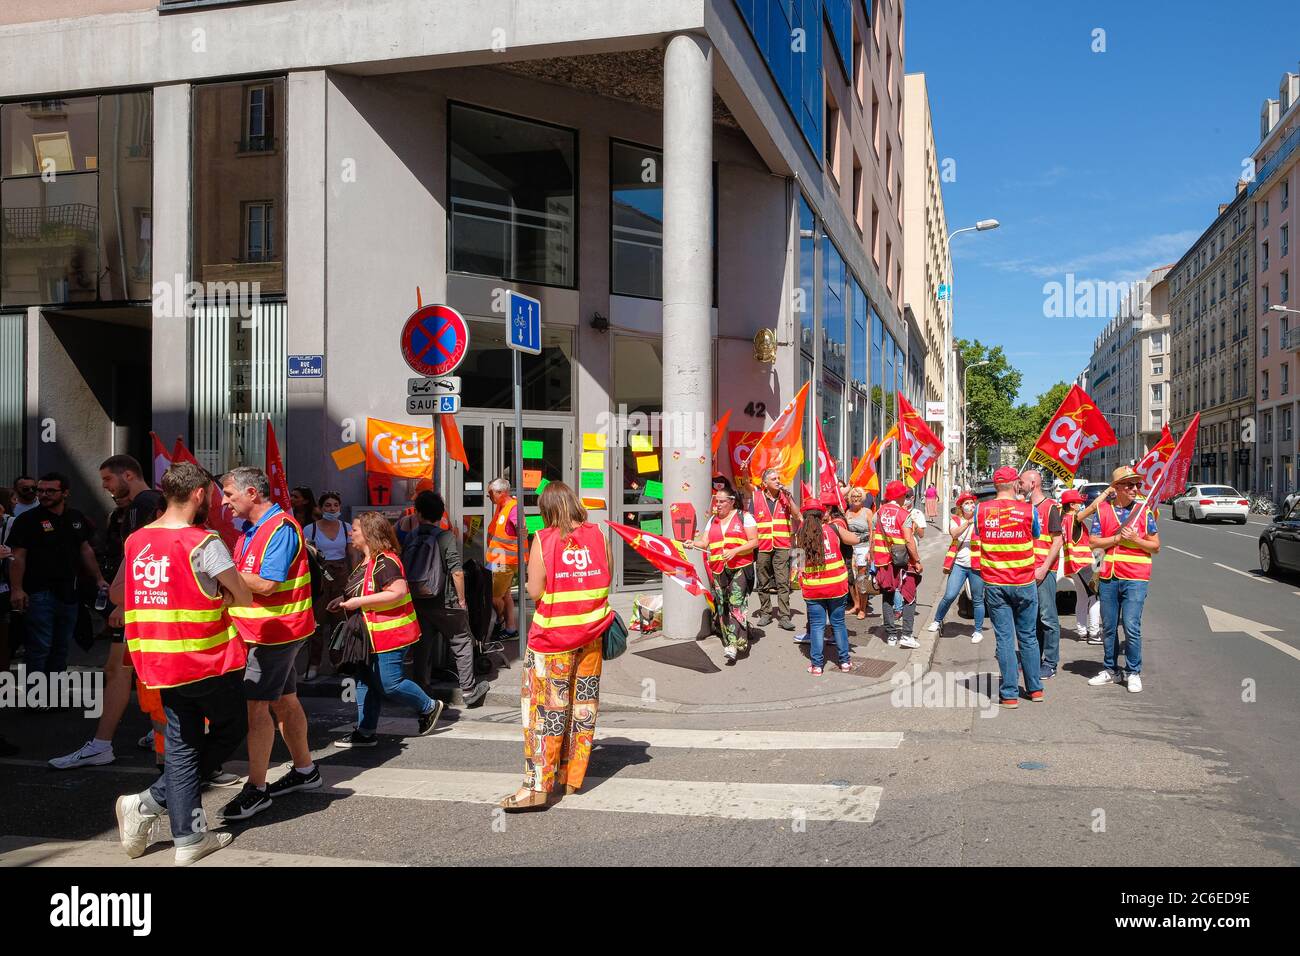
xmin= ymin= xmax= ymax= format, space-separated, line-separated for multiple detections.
xmin=989 ymin=230 xmax=1199 ymax=279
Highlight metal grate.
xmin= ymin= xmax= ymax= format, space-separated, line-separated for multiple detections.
xmin=840 ymin=657 xmax=897 ymax=678
xmin=0 ymin=313 xmax=23 ymax=482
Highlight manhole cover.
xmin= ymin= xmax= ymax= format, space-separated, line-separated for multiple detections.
xmin=840 ymin=657 xmax=896 ymax=678
xmin=1017 ymin=761 xmax=1049 ymax=771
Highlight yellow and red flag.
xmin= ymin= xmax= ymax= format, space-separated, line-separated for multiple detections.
xmin=747 ymin=382 xmax=809 ymax=487
xmin=606 ymin=520 xmax=713 ymax=610
xmin=1024 ymin=384 xmax=1117 ymax=483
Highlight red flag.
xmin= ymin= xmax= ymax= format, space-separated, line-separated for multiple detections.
xmin=265 ymin=420 xmax=292 ymax=512
xmin=814 ymin=419 xmax=845 ymax=510
xmin=1024 ymin=384 xmax=1117 ymax=483
xmin=1129 ymin=415 xmax=1198 ymax=529
xmin=710 ymin=409 xmax=732 ymax=468
xmin=848 ymin=434 xmax=880 ymax=488
xmin=727 ymin=430 xmax=765 ymax=481
xmin=1135 ymin=423 xmax=1175 ymax=499
xmin=171 ymin=436 xmax=199 ymax=467
xmin=149 ymin=432 xmax=171 ymax=489
xmin=606 ymin=520 xmax=713 ymax=609
xmin=897 ymin=395 xmax=945 ymax=487
xmin=169 ymin=436 xmax=241 ymax=549
xmin=441 ymin=414 xmax=469 ymax=468
xmin=748 ymin=383 xmax=809 ymax=486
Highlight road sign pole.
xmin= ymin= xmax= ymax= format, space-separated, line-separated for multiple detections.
xmin=513 ymin=347 xmax=527 ymax=658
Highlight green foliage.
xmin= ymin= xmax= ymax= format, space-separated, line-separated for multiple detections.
xmin=957 ymin=338 xmax=1070 ymax=472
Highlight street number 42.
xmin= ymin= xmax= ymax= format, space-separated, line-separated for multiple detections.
xmin=744 ymin=401 xmax=767 ymax=419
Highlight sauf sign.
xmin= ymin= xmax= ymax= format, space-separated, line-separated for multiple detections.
xmin=1024 ymin=385 xmax=1118 ymax=483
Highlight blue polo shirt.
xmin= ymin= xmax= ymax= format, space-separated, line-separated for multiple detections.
xmin=240 ymin=504 xmax=299 ymax=584
xmin=1090 ymin=503 xmax=1158 ymax=537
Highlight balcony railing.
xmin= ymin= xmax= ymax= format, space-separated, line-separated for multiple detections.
xmin=1250 ymin=123 xmax=1300 ymax=196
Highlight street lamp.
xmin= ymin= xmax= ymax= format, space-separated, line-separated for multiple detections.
xmin=963 ymin=359 xmax=991 ymax=485
xmin=945 ymin=219 xmax=1000 ymax=496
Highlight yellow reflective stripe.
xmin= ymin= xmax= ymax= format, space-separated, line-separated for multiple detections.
xmin=367 ymin=611 xmax=418 ymax=632
xmin=979 ymin=541 xmax=1033 ymax=552
xmin=539 ymin=587 xmax=609 ymax=606
xmin=127 ymin=626 xmax=238 ymax=654
xmin=979 ymin=556 xmax=1035 ymax=569
xmin=272 ymin=572 xmax=311 ymax=593
xmin=228 ymin=598 xmax=313 ymax=618
xmin=802 ymin=568 xmax=849 ymax=586
xmin=125 ymin=608 xmax=226 ymax=624
xmin=532 ymin=605 xmax=611 ymax=629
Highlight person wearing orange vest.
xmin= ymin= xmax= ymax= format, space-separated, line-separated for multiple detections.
xmin=500 ymin=481 xmax=613 ymax=812
xmin=1019 ymin=468 xmax=1064 ymax=681
xmin=870 ymin=480 xmax=922 ymax=649
xmin=686 ymin=487 xmax=759 ymax=664
xmin=330 ymin=511 xmax=444 ymax=747
xmin=219 ymin=466 xmax=319 ymax=822
xmin=750 ymin=467 xmax=798 ymax=631
xmin=796 ymin=491 xmax=860 ymax=674
xmin=1058 ymin=489 xmax=1101 ymax=643
xmin=976 ymin=466 xmax=1044 ymax=708
xmin=1086 ymin=466 xmax=1159 ymax=694
xmin=112 ymin=461 xmax=254 ymax=865
xmin=485 ymin=477 xmax=522 ymax=641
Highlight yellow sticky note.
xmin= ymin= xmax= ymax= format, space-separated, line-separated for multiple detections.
xmin=629 ymin=434 xmax=653 ymax=453
xmin=330 ymin=443 xmax=366 ymax=471
xmin=635 ymin=454 xmax=660 ymax=474
xmin=583 ymin=432 xmax=607 ymax=451
xmin=581 ymin=451 xmax=604 ymax=470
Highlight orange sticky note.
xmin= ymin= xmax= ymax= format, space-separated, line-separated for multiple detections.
xmin=523 ymin=469 xmax=542 ymax=489
xmin=582 ymin=497 xmax=607 ymax=510
xmin=330 ymin=443 xmax=366 ymax=471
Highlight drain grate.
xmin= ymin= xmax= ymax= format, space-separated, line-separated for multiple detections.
xmin=839 ymin=657 xmax=896 ymax=678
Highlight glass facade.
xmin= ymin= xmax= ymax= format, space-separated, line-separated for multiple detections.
xmin=734 ymin=1 xmax=824 ymax=152
xmin=798 ymin=195 xmax=816 ymax=353
xmin=614 ymin=336 xmax=666 ymax=588
xmin=822 ymin=236 xmax=846 ymax=381
xmin=610 ymin=141 xmax=663 ymax=299
xmin=461 ymin=319 xmax=573 ymax=412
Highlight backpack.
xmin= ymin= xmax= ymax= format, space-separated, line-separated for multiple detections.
xmin=401 ymin=525 xmax=447 ymax=601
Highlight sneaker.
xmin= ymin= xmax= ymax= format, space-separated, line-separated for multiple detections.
xmin=752 ymin=612 xmax=773 ymax=627
xmin=463 ymin=682 xmax=491 ymax=708
xmin=898 ymin=636 xmax=920 ymax=649
xmin=304 ymin=665 xmax=319 ymax=682
xmin=219 ymin=783 xmax=272 ymax=821
xmin=335 ymin=730 xmax=377 ymax=749
xmin=115 ymin=793 xmax=160 ymax=859
xmin=202 ymin=769 xmax=241 ymax=788
xmin=723 ymin=645 xmax=738 ymax=665
xmin=926 ymin=621 xmax=942 ymax=633
xmin=417 ymin=700 xmax=445 ymax=736
xmin=1087 ymin=632 xmax=1104 ymax=645
xmin=970 ymin=630 xmax=985 ymax=644
xmin=838 ymin=661 xmax=854 ymax=672
xmin=792 ymin=631 xmax=810 ymax=644
xmin=266 ymin=765 xmax=322 ymax=797
xmin=886 ymin=636 xmax=899 ymax=647
xmin=807 ymin=664 xmax=823 ymax=676
xmin=1040 ymin=665 xmax=1056 ymax=680
xmin=1074 ymin=626 xmax=1089 ymax=638
xmin=999 ymin=697 xmax=1019 ymax=709
xmin=1029 ymin=690 xmax=1045 ymax=703
xmin=777 ymin=618 xmax=795 ymax=632
xmin=137 ymin=731 xmax=155 ymax=751
xmin=1126 ymin=673 xmax=1143 ymax=694
xmin=1088 ymin=669 xmax=1117 ymax=686
xmin=49 ymin=739 xmax=115 ymax=770
xmin=175 ymin=831 xmax=233 ymax=866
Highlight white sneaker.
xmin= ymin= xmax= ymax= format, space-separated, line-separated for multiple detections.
xmin=1074 ymin=626 xmax=1088 ymax=638
xmin=50 ymin=740 xmax=115 ymax=770
xmin=1086 ymin=631 xmax=1104 ymax=645
xmin=137 ymin=731 xmax=154 ymax=751
xmin=886 ymin=636 xmax=899 ymax=647
xmin=970 ymin=630 xmax=985 ymax=644
xmin=175 ymin=831 xmax=233 ymax=866
xmin=899 ymin=636 xmax=920 ymax=649
xmin=926 ymin=621 xmax=942 ymax=633
xmin=1088 ymin=669 xmax=1116 ymax=686
xmin=1126 ymin=673 xmax=1143 ymax=693
xmin=115 ymin=793 xmax=160 ymax=860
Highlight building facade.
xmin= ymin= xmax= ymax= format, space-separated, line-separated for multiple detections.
xmin=1169 ymin=187 xmax=1254 ymax=492
xmin=0 ymin=0 xmax=907 ymax=610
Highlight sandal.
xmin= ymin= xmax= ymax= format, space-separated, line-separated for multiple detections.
xmin=855 ymin=610 xmax=866 ymax=620
xmin=498 ymin=790 xmax=560 ymax=813
xmin=807 ymin=664 xmax=823 ymax=676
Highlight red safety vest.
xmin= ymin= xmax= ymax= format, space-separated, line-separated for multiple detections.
xmin=228 ymin=509 xmax=315 ymax=645
xmin=528 ymin=523 xmax=614 ymax=654
xmin=942 ymin=517 xmax=973 ymax=573
xmin=1032 ymin=499 xmax=1060 ymax=572
xmin=123 ymin=525 xmax=246 ymax=689
xmin=870 ymin=502 xmax=909 ymax=568
xmin=360 ymin=552 xmax=423 ymax=653
xmin=485 ymin=497 xmax=519 ymax=568
xmin=751 ymin=492 xmax=793 ymax=551
xmin=800 ymin=524 xmax=850 ymax=600
xmin=973 ymin=499 xmax=1036 ymax=586
xmin=706 ymin=511 xmax=754 ymax=576
xmin=1096 ymin=502 xmax=1154 ymax=581
xmin=1062 ymin=514 xmax=1094 ymax=576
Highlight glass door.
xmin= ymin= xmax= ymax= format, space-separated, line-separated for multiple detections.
xmin=612 ymin=418 xmax=666 ymax=591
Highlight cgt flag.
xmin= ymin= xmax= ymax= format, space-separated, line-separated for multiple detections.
xmin=815 ymin=418 xmax=846 ymax=510
xmin=265 ymin=420 xmax=292 ymax=513
xmin=897 ymin=395 xmax=945 ymax=487
xmin=606 ymin=520 xmax=714 ymax=610
xmin=748 ymin=382 xmax=810 ymax=487
xmin=169 ymin=437 xmax=243 ymax=550
xmin=727 ymin=430 xmax=765 ymax=481
xmin=1024 ymin=384 xmax=1117 ymax=483
xmin=1135 ymin=423 xmax=1175 ymax=499
xmin=1128 ymin=414 xmax=1198 ymax=529
xmin=149 ymin=432 xmax=171 ymax=490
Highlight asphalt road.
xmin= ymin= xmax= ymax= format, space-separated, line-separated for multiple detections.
xmin=1 ymin=515 xmax=1296 ymax=866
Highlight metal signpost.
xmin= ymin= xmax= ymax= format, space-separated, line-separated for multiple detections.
xmin=507 ymin=290 xmax=542 ymax=656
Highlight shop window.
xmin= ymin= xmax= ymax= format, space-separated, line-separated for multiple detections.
xmin=459 ymin=319 xmax=572 ymax=412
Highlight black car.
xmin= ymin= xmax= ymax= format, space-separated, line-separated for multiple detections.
xmin=1259 ymin=494 xmax=1300 ymax=577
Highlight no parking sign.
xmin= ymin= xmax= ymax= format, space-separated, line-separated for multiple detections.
xmin=400 ymin=304 xmax=470 ymax=377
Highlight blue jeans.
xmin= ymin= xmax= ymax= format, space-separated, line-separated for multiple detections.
xmin=356 ymin=648 xmax=436 ymax=732
xmin=933 ymin=564 xmax=985 ymax=632
xmin=984 ymin=582 xmax=1042 ymax=700
xmin=1098 ymin=578 xmax=1148 ymax=674
xmin=805 ymin=596 xmax=850 ymax=668
xmin=23 ymin=589 xmax=77 ymax=674
xmin=1036 ymin=571 xmax=1060 ymax=672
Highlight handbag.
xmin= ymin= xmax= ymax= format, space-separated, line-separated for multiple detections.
xmin=602 ymin=610 xmax=629 ymax=660
xmin=328 ymin=563 xmax=372 ymax=672
xmin=890 ymin=544 xmax=909 ymax=569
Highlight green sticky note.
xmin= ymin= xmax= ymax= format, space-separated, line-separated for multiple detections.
xmin=522 ymin=440 xmax=544 ymax=459
xmin=644 ymin=479 xmax=664 ymax=500
xmin=536 ymin=477 xmax=549 ymax=494
xmin=580 ymin=470 xmax=605 ymax=489
xmin=525 ymin=514 xmax=544 ymax=534
xmin=641 ymin=518 xmax=663 ymax=535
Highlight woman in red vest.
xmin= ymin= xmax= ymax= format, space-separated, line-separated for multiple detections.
xmin=686 ymin=487 xmax=760 ymax=664
xmin=500 ymin=481 xmax=613 ymax=812
xmin=796 ymin=490 xmax=861 ymax=674
xmin=332 ymin=512 xmax=444 ymax=747
xmin=1059 ymin=489 xmax=1101 ymax=642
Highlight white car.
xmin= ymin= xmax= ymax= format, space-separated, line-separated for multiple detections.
xmin=1170 ymin=485 xmax=1249 ymax=524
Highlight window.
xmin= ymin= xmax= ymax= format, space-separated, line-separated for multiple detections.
xmin=852 ymin=30 xmax=866 ymax=105
xmin=822 ymin=236 xmax=846 ymax=382
xmin=1150 ymin=383 xmax=1163 ymax=405
xmin=1283 ymin=270 xmax=1290 ymax=303
xmin=871 ymin=305 xmax=883 ymax=420
xmin=243 ymin=84 xmax=273 ymax=152
xmin=1284 ymin=363 xmax=1290 ymax=396
xmin=1285 ymin=406 xmax=1294 ymax=442
xmin=851 ymin=280 xmax=867 ymax=390
xmin=610 ymin=141 xmax=663 ymax=299
xmin=852 ymin=152 xmax=863 ymax=232
xmin=870 ymin=198 xmax=880 ymax=266
xmin=1262 ymin=240 xmax=1270 ymax=271
xmin=1263 ymin=325 xmax=1270 ymax=357
xmin=242 ymin=201 xmax=273 ymax=262
xmin=1284 ymin=224 xmax=1290 ymax=257
xmin=1263 ymin=369 xmax=1270 ymax=400
xmin=870 ymin=86 xmax=880 ymax=157
xmin=824 ymin=86 xmax=841 ymax=181
xmin=1262 ymin=200 xmax=1269 ymax=228
xmin=1284 ymin=178 xmax=1291 ymax=211
xmin=1263 ymin=410 xmax=1273 ymax=445
xmin=448 ymin=103 xmax=576 ymax=287
xmin=1264 ymin=284 xmax=1270 ymax=310
xmin=798 ymin=195 xmax=816 ymax=355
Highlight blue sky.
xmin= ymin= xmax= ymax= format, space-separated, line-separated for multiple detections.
xmin=905 ymin=0 xmax=1300 ymax=403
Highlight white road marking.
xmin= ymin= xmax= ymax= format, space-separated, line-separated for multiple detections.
xmin=1203 ymin=606 xmax=1300 ymax=663
xmin=0 ymin=836 xmax=391 ymax=868
xmin=1224 ymin=531 xmax=1255 ymax=538
xmin=1214 ymin=563 xmax=1266 ymax=581
xmin=1165 ymin=546 xmax=1202 ymax=559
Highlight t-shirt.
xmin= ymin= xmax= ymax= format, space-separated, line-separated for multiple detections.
xmin=1036 ymin=500 xmax=1063 ymax=537
xmin=306 ymin=521 xmax=350 ymax=562
xmin=948 ymin=516 xmax=976 ymax=567
xmin=104 ymin=490 xmax=166 ymax=578
xmin=8 ymin=506 xmax=95 ymax=595
xmin=703 ymin=512 xmax=758 ymax=534
xmin=348 ymin=553 xmax=402 ymax=597
xmin=11 ymin=499 xmax=38 ymax=517
xmin=436 ymin=528 xmax=464 ymax=609
xmin=239 ymin=504 xmax=299 ymax=583
xmin=192 ymin=534 xmax=236 ymax=594
xmin=1090 ymin=503 xmax=1158 ymax=537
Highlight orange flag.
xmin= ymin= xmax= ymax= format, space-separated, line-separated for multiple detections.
xmin=849 ymin=433 xmax=882 ymax=488
xmin=441 ymin=414 xmax=469 ymax=468
xmin=265 ymin=420 xmax=292 ymax=512
xmin=747 ymin=382 xmax=809 ymax=487
xmin=710 ymin=409 xmax=732 ymax=468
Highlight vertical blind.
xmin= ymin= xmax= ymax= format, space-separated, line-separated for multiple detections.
xmin=0 ymin=313 xmax=22 ymax=484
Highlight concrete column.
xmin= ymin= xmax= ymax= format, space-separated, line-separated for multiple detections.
xmin=661 ymin=33 xmax=714 ymax=640
xmin=151 ymin=83 xmax=191 ymax=447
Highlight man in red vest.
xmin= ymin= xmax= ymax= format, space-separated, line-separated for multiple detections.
xmin=1019 ymin=468 xmax=1063 ymax=680
xmin=220 ymin=467 xmax=319 ymax=821
xmin=871 ymin=480 xmax=922 ymax=648
xmin=112 ymin=461 xmax=253 ymax=864
xmin=976 ymin=466 xmax=1044 ymax=708
xmin=750 ymin=467 xmax=798 ymax=631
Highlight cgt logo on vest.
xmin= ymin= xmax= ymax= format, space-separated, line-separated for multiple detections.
xmin=132 ymin=545 xmax=171 ymax=588
xmin=561 ymin=544 xmax=594 ymax=573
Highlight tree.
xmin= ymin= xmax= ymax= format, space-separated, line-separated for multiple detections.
xmin=1016 ymin=382 xmax=1073 ymax=461
xmin=957 ymin=339 xmax=1025 ymax=471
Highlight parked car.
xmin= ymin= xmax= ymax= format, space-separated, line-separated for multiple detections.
xmin=1259 ymin=495 xmax=1300 ymax=577
xmin=1078 ymin=483 xmax=1111 ymax=508
xmin=1170 ymin=484 xmax=1249 ymax=524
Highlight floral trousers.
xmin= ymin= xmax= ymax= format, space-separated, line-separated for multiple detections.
xmin=520 ymin=637 xmax=602 ymax=793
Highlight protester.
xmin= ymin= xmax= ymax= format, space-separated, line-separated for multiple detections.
xmin=289 ymin=485 xmax=319 ymax=528
xmin=925 ymin=485 xmax=939 ymax=524
xmin=499 ymin=481 xmax=612 ymax=811
xmin=749 ymin=467 xmax=796 ymax=631
xmin=303 ymin=491 xmax=353 ymax=681
xmin=687 ymin=487 xmax=759 ymax=664
xmin=843 ymin=487 xmax=874 ymax=619
xmin=927 ymin=491 xmax=985 ymax=643
xmin=975 ymin=466 xmax=1043 ymax=708
xmin=6 ymin=472 xmax=106 ymax=675
xmin=1087 ymin=466 xmax=1159 ymax=693
xmin=796 ymin=491 xmax=859 ymax=674
xmin=1020 ymin=468 xmax=1063 ymax=680
xmin=870 ymin=480 xmax=922 ymax=649
xmin=903 ymin=488 xmax=927 ymax=541
xmin=10 ymin=475 xmax=38 ymax=516
xmin=332 ymin=511 xmax=444 ymax=747
xmin=1059 ymin=489 xmax=1100 ymax=643
xmin=485 ymin=478 xmax=521 ymax=641
xmin=405 ymin=490 xmax=490 ymax=707
xmin=220 ymin=467 xmax=319 ymax=820
xmin=50 ymin=456 xmax=165 ymax=770
xmin=113 ymin=461 xmax=253 ymax=865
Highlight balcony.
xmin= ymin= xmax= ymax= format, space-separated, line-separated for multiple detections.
xmin=1282 ymin=327 xmax=1300 ymax=351
xmin=1251 ymin=123 xmax=1300 ymax=196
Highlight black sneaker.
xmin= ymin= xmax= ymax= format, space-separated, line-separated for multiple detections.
xmin=335 ymin=730 xmax=377 ymax=749
xmin=220 ymin=783 xmax=272 ymax=821
xmin=417 ymin=700 xmax=445 ymax=736
xmin=266 ymin=765 xmax=322 ymax=797
xmin=463 ymin=682 xmax=491 ymax=708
